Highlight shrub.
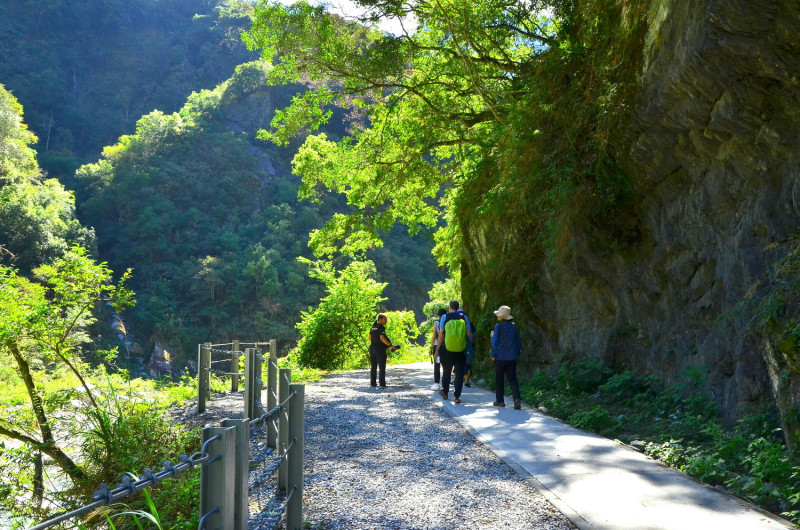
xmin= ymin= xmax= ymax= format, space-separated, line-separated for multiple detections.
xmin=557 ymin=357 xmax=613 ymax=394
xmin=597 ymin=370 xmax=651 ymax=403
xmin=568 ymin=406 xmax=618 ymax=435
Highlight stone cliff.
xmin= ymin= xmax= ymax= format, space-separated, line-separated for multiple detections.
xmin=465 ymin=0 xmax=800 ymax=446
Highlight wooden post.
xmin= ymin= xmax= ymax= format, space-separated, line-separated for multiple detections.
xmin=286 ymin=384 xmax=305 ymax=530
xmin=231 ymin=340 xmax=240 ymax=392
xmin=199 ymin=426 xmax=236 ymax=530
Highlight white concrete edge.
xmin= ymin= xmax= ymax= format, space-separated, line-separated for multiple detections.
xmin=448 ymin=402 xmax=596 ymax=530
xmin=398 ymin=362 xmax=800 ymax=529
xmin=418 ymin=380 xmax=594 ymax=530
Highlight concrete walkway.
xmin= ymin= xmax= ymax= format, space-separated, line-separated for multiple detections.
xmin=393 ymin=362 xmax=793 ymax=530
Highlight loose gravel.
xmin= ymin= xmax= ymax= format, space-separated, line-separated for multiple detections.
xmin=176 ymin=369 xmax=575 ymax=529
xmin=298 ymin=369 xmax=574 ymax=530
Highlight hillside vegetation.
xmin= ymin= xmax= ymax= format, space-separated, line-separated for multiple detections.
xmin=0 ymin=0 xmax=257 ymax=180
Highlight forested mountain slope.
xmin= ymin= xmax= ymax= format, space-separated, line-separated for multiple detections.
xmin=1 ymin=0 xmax=444 ymax=369
xmin=0 ymin=85 xmax=91 ymax=274
xmin=0 ymin=0 xmax=257 ymax=181
xmin=74 ymin=61 xmax=442 ymax=365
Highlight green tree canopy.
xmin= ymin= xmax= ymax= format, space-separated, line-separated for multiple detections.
xmin=245 ymin=0 xmax=644 ymax=283
xmin=294 ymin=258 xmax=387 ymax=369
xmin=0 ymin=247 xmax=133 ymax=488
xmin=0 ymin=85 xmax=93 ymax=273
xmin=244 ymin=0 xmax=558 ymax=263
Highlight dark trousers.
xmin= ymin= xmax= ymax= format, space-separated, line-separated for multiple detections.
xmin=441 ymin=350 xmax=466 ymax=398
xmin=494 ymin=359 xmax=521 ymax=403
xmin=370 ymin=348 xmax=387 ymax=386
xmin=433 ymin=356 xmax=441 ymax=383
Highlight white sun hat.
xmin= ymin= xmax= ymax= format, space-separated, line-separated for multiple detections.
xmin=493 ymin=305 xmax=513 ymax=320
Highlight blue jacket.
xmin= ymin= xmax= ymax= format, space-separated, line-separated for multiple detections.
xmin=491 ymin=320 xmax=521 ymax=361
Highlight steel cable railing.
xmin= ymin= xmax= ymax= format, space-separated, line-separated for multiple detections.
xmin=28 ymin=339 xmax=304 ymax=530
xmin=29 ymin=434 xmax=222 ymax=530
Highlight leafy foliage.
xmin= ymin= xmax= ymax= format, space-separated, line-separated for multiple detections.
xmin=0 ymin=247 xmax=136 ymax=519
xmin=0 ymin=85 xmax=93 ymax=274
xmin=294 ymin=259 xmax=387 ymax=369
xmin=244 ymin=0 xmax=646 ymax=279
xmin=74 ymin=60 xmax=443 ymax=364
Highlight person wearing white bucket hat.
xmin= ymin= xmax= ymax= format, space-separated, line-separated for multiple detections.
xmin=490 ymin=305 xmax=522 ymax=409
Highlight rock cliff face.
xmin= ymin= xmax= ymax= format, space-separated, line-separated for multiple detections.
xmin=467 ymin=0 xmax=800 ymax=442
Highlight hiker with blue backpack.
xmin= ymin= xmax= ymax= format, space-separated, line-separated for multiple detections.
xmin=435 ymin=300 xmax=472 ymax=404
xmin=490 ymin=305 xmax=523 ymax=409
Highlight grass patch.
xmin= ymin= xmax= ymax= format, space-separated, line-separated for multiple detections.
xmin=515 ymin=358 xmax=800 ymax=522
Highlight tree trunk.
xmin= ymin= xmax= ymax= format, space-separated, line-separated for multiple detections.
xmin=8 ymin=342 xmax=86 ymax=482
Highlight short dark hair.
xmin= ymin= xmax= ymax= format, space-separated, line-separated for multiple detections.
xmin=449 ymin=300 xmax=459 ymax=310
xmin=437 ymin=308 xmax=447 ymax=317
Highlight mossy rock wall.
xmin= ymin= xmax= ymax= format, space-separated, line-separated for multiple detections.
xmin=464 ymin=0 xmax=800 ymax=443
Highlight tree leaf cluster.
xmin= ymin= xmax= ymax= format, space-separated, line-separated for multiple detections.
xmin=244 ymin=0 xmax=648 ymax=283
xmin=294 ymin=258 xmax=387 ymax=369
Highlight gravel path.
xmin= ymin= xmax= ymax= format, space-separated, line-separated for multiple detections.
xmin=175 ymin=369 xmax=575 ymax=529
xmin=299 ymin=369 xmax=574 ymax=530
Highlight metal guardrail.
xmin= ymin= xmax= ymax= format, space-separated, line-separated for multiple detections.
xmin=29 ymin=340 xmax=305 ymax=530
xmin=198 ymin=339 xmax=277 ymax=413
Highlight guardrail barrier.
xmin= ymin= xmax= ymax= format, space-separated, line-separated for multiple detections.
xmin=29 ymin=339 xmax=303 ymax=530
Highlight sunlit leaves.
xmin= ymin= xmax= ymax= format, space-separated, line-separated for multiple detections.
xmin=246 ymin=0 xmax=558 ymax=262
xmin=293 ymin=258 xmax=387 ymax=369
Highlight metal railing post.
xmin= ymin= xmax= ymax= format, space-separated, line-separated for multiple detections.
xmin=278 ymin=368 xmax=291 ymax=494
xmin=254 ymin=348 xmax=263 ymax=412
xmin=199 ymin=426 xmax=236 ymax=530
xmin=286 ymin=384 xmax=305 ymax=530
xmin=244 ymin=348 xmax=254 ymax=420
xmin=198 ymin=343 xmax=211 ymax=413
xmin=221 ymin=419 xmax=249 ymax=530
xmin=267 ymin=355 xmax=278 ymax=448
xmin=231 ymin=340 xmax=240 ymax=392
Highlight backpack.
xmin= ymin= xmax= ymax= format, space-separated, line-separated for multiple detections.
xmin=443 ymin=313 xmax=467 ymax=352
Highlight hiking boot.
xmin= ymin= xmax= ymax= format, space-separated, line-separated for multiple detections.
xmin=493 ymin=401 xmax=505 ymax=407
xmin=464 ymin=381 xmax=472 ymax=388
xmin=431 ymin=383 xmax=441 ymax=391
xmin=514 ymin=399 xmax=521 ymax=410
xmin=453 ymin=397 xmax=462 ymax=404
xmin=438 ymin=389 xmax=449 ymax=400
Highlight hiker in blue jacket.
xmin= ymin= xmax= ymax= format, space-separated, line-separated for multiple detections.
xmin=490 ymin=305 xmax=522 ymax=409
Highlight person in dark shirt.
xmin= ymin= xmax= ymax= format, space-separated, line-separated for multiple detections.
xmin=369 ymin=313 xmax=398 ymax=387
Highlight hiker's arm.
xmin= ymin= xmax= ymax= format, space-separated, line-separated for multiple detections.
xmin=436 ymin=327 xmax=445 ymax=354
xmin=380 ymin=334 xmax=392 ymax=347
